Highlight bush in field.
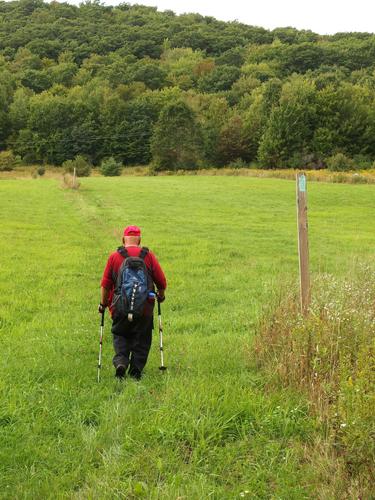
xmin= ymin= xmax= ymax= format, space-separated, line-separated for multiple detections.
xmin=62 ymin=155 xmax=92 ymax=177
xmin=288 ymin=152 xmax=325 ymax=170
xmin=62 ymin=173 xmax=80 ymax=189
xmin=326 ymin=153 xmax=354 ymax=172
xmin=255 ymin=268 xmax=375 ymax=492
xmin=228 ymin=158 xmax=248 ymax=169
xmin=37 ymin=166 xmax=46 ymax=176
xmin=100 ymin=157 xmax=122 ymax=176
xmin=0 ymin=150 xmax=16 ymax=171
xmin=353 ymin=154 xmax=372 ymax=170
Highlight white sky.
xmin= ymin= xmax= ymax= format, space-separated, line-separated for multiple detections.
xmin=92 ymin=0 xmax=375 ymax=35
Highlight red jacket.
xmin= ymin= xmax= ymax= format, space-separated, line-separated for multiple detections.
xmin=101 ymin=245 xmax=167 ymax=314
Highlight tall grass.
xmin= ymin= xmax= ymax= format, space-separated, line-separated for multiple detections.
xmin=255 ymin=266 xmax=375 ymax=495
xmin=156 ymin=168 xmax=375 ymax=184
xmin=2 ymin=166 xmax=375 ymax=184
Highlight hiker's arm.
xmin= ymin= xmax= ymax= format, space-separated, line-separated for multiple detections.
xmin=100 ymin=287 xmax=110 ymax=307
xmin=99 ymin=254 xmax=114 ymax=311
xmin=150 ymin=252 xmax=167 ymax=298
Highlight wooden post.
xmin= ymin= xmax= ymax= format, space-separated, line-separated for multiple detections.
xmin=296 ymin=172 xmax=310 ymax=315
xmin=73 ymin=167 xmax=77 ymax=189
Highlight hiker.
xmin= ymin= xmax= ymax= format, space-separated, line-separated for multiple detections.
xmin=99 ymin=225 xmax=167 ymax=380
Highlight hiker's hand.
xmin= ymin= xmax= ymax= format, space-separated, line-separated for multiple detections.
xmin=157 ymin=293 xmax=165 ymax=303
xmin=98 ymin=303 xmax=107 ymax=314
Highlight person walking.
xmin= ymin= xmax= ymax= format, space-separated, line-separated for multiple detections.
xmin=99 ymin=225 xmax=167 ymax=380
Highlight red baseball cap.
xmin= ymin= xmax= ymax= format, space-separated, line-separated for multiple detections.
xmin=124 ymin=225 xmax=141 ymax=237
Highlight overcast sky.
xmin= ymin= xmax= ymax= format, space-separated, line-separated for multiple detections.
xmin=89 ymin=0 xmax=375 ymax=35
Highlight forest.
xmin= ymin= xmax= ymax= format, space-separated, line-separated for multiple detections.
xmin=1 ymin=0 xmax=375 ymax=170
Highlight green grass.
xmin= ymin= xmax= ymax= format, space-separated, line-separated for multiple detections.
xmin=0 ymin=176 xmax=374 ymax=498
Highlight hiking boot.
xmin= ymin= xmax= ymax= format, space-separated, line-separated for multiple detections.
xmin=128 ymin=366 xmax=142 ymax=381
xmin=115 ymin=365 xmax=126 ymax=379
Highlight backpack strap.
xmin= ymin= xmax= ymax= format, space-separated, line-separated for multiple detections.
xmin=117 ymin=247 xmax=129 ymax=258
xmin=139 ymin=247 xmax=149 ymax=260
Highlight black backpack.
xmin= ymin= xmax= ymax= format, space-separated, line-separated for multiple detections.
xmin=111 ymin=247 xmax=154 ymax=321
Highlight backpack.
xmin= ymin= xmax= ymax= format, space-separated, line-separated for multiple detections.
xmin=112 ymin=247 xmax=154 ymax=321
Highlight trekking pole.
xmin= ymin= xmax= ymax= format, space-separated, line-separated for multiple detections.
xmin=157 ymin=300 xmax=167 ymax=372
xmin=97 ymin=311 xmax=105 ymax=382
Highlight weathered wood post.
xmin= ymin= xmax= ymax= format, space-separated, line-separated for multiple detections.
xmin=296 ymin=172 xmax=310 ymax=315
xmin=73 ymin=167 xmax=77 ymax=189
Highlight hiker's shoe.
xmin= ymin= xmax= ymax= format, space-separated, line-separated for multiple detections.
xmin=128 ymin=367 xmax=142 ymax=381
xmin=115 ymin=365 xmax=126 ymax=379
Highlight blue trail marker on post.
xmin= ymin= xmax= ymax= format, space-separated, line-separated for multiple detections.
xmin=296 ymin=172 xmax=310 ymax=315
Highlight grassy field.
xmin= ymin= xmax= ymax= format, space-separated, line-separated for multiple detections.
xmin=0 ymin=176 xmax=374 ymax=499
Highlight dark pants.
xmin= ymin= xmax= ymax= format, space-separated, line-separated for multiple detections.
xmin=112 ymin=314 xmax=153 ymax=377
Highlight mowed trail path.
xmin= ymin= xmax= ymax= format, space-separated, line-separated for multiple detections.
xmin=1 ymin=177 xmax=374 ymax=499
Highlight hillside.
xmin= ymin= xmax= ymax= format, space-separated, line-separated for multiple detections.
xmin=0 ymin=1 xmax=375 ymax=169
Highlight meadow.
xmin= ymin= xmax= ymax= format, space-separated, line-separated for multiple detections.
xmin=0 ymin=176 xmax=374 ymax=499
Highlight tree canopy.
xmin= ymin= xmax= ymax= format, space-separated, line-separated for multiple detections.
xmin=1 ymin=0 xmax=375 ymax=168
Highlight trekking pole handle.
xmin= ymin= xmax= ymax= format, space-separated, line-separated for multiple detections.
xmin=101 ymin=310 xmax=105 ymax=327
xmin=157 ymin=299 xmax=161 ymax=316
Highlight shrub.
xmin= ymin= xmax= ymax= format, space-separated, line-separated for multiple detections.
xmin=37 ymin=166 xmax=46 ymax=176
xmin=0 ymin=150 xmax=16 ymax=171
xmin=62 ymin=173 xmax=80 ymax=189
xmin=326 ymin=153 xmax=354 ymax=172
xmin=353 ymin=154 xmax=372 ymax=170
xmin=100 ymin=157 xmax=122 ymax=176
xmin=62 ymin=155 xmax=92 ymax=177
xmin=288 ymin=152 xmax=325 ymax=170
xmin=255 ymin=268 xmax=375 ymax=493
xmin=227 ymin=158 xmax=248 ymax=169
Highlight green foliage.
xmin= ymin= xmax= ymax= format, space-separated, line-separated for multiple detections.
xmin=151 ymin=100 xmax=203 ymax=170
xmin=217 ymin=115 xmax=248 ymax=165
xmin=326 ymin=152 xmax=354 ymax=172
xmin=161 ymin=47 xmax=206 ymax=90
xmin=216 ymin=47 xmax=245 ymax=67
xmin=20 ymin=69 xmax=51 ymax=92
xmin=0 ymin=150 xmax=16 ymax=171
xmin=132 ymin=61 xmax=167 ymax=90
xmin=47 ymin=61 xmax=78 ymax=87
xmin=258 ymin=76 xmax=317 ymax=168
xmin=1 ymin=1 xmax=375 ymax=167
xmin=62 ymin=155 xmax=92 ymax=177
xmin=352 ymin=154 xmax=373 ymax=170
xmin=198 ymin=65 xmax=241 ymax=92
xmin=227 ymin=157 xmax=248 ymax=169
xmin=241 ymin=61 xmax=279 ymax=82
xmin=287 ymin=152 xmax=324 ymax=170
xmin=100 ymin=157 xmax=122 ymax=176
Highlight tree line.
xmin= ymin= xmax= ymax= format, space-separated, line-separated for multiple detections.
xmin=1 ymin=0 xmax=375 ymax=170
